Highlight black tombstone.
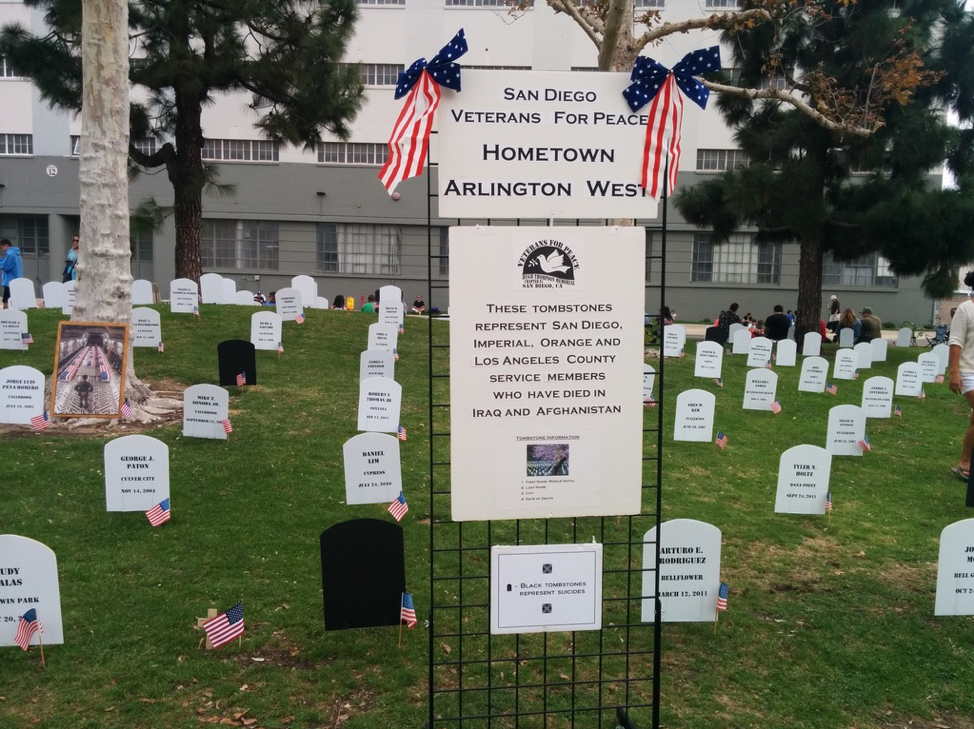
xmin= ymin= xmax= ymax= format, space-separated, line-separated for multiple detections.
xmin=217 ymin=339 xmax=257 ymax=387
xmin=320 ymin=518 xmax=406 ymax=630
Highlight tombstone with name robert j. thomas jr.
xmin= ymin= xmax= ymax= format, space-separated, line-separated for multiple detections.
xmin=250 ymin=311 xmax=284 ymax=352
xmin=803 ymin=331 xmax=822 ymax=357
xmin=694 ymin=342 xmax=723 ymax=379
xmin=217 ymin=340 xmax=257 ymax=387
xmin=799 ymin=357 xmax=829 ymax=393
xmin=826 ymin=404 xmax=867 ymax=457
xmin=663 ymin=324 xmax=686 ymax=358
xmin=731 ymin=328 xmax=751 ymax=355
xmin=343 ymin=432 xmax=403 ymax=505
xmin=0 ymin=365 xmax=45 ymax=425
xmin=169 ymin=278 xmax=199 ymax=314
xmin=0 ymin=535 xmax=64 ymax=648
xmin=932 ymin=343 xmax=948 ymax=375
xmin=320 ymin=519 xmax=406 ymax=630
xmin=774 ymin=444 xmax=832 ymax=514
xmin=358 ymin=377 xmax=402 ymax=433
xmin=935 ymin=519 xmax=974 ymax=616
xmin=131 ymin=307 xmax=163 ymax=348
xmin=641 ymin=519 xmax=722 ymax=622
xmin=918 ymin=352 xmax=939 ymax=384
xmin=854 ymin=342 xmax=873 ymax=369
xmin=368 ymin=322 xmax=399 ymax=354
xmin=275 ymin=287 xmax=303 ymax=322
xmin=833 ymin=349 xmax=859 ymax=381
xmin=132 ymin=279 xmax=154 ymax=305
xmin=360 ymin=349 xmax=396 ymax=382
xmin=746 ymin=336 xmax=773 ymax=368
xmin=0 ymin=309 xmax=28 ymax=351
xmin=743 ymin=368 xmax=778 ymax=411
xmin=674 ymin=389 xmax=716 ymax=442
xmin=871 ymin=336 xmax=889 ymax=363
xmin=775 ymin=339 xmax=797 ymax=367
xmin=895 ymin=362 xmax=923 ymax=397
xmin=104 ymin=435 xmax=170 ymax=511
xmin=182 ymin=384 xmax=230 ymax=440
xmin=643 ymin=364 xmax=656 ymax=402
xmin=861 ymin=376 xmax=894 ymax=419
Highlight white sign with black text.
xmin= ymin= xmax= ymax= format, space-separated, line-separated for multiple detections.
xmin=342 ymin=432 xmax=403 ymax=505
xmin=104 ymin=435 xmax=170 ymax=511
xmin=935 ymin=519 xmax=974 ymax=616
xmin=131 ymin=308 xmax=163 ymax=348
xmin=774 ymin=445 xmax=832 ymax=514
xmin=641 ymin=519 xmax=722 ymax=622
xmin=0 ymin=365 xmax=45 ymax=425
xmin=0 ymin=535 xmax=64 ymax=647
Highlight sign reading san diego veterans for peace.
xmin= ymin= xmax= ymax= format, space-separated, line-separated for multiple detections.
xmin=450 ymin=226 xmax=644 ymax=521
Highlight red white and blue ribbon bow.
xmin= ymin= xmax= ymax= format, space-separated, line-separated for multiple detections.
xmin=623 ymin=46 xmax=720 ymax=199
xmin=379 ymin=29 xmax=468 ymax=195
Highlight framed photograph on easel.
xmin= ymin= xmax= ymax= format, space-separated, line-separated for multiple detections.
xmin=50 ymin=321 xmax=129 ymax=418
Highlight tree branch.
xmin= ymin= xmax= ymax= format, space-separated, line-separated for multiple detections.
xmin=546 ymin=0 xmax=603 ymax=51
xmin=598 ymin=0 xmax=628 ymax=71
xmin=634 ymin=9 xmax=774 ymax=55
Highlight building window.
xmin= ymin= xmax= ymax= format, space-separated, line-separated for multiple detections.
xmin=357 ymin=0 xmax=405 ymax=5
xmin=132 ymin=229 xmax=153 ymax=262
xmin=71 ymin=135 xmax=80 ymax=156
xmin=202 ymin=139 xmax=279 ymax=162
xmin=705 ymin=0 xmax=739 ymax=8
xmin=316 ymin=223 xmax=402 ymax=275
xmin=696 ymin=149 xmax=748 ymax=172
xmin=360 ymin=63 xmax=403 ymax=86
xmin=0 ymin=57 xmax=20 ymax=78
xmin=202 ymin=220 xmax=279 ymax=270
xmin=318 ymin=142 xmax=389 ymax=166
xmin=634 ymin=0 xmax=664 ymax=7
xmin=691 ymin=234 xmax=781 ymax=285
xmin=822 ymin=252 xmax=898 ymax=288
xmin=18 ymin=216 xmax=50 ymax=256
xmin=0 ymin=134 xmax=32 ymax=155
xmin=133 ymin=138 xmax=157 ymax=155
xmin=439 ymin=227 xmax=449 ymax=276
xmin=446 ymin=0 xmax=526 ymax=6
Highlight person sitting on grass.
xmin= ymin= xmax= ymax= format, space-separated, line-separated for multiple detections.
xmin=411 ymin=294 xmax=426 ymax=315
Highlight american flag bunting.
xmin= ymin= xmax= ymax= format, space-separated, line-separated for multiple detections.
xmin=388 ymin=492 xmax=409 ymax=522
xmin=146 ymin=498 xmax=171 ymax=527
xmin=203 ymin=603 xmax=244 ymax=649
xmin=14 ymin=608 xmax=43 ymax=650
xmin=400 ymin=593 xmax=418 ymax=628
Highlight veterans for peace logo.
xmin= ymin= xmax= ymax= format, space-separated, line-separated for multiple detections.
xmin=518 ymin=239 xmax=579 ymax=289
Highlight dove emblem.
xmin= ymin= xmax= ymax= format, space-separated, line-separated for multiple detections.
xmin=529 ymin=250 xmax=570 ymax=275
xmin=520 ymin=242 xmax=577 ymax=288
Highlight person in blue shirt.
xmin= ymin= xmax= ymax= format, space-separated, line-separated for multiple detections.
xmin=1 ymin=239 xmax=24 ymax=310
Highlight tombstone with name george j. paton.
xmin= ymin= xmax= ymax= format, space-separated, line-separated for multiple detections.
xmin=803 ymin=331 xmax=822 ymax=357
xmin=0 ymin=535 xmax=64 ymax=648
xmin=935 ymin=519 xmax=974 ymax=616
xmin=182 ymin=384 xmax=230 ymax=440
xmin=731 ymin=328 xmax=751 ymax=355
xmin=218 ymin=340 xmax=257 ymax=387
xmin=775 ymin=339 xmax=797 ymax=367
xmin=320 ymin=519 xmax=405 ymax=630
xmin=854 ymin=342 xmax=873 ymax=369
xmin=799 ymin=357 xmax=829 ymax=393
xmin=360 ymin=349 xmax=396 ymax=382
xmin=774 ymin=445 xmax=832 ymax=514
xmin=0 ymin=365 xmax=45 ymax=425
xmin=132 ymin=279 xmax=154 ymax=305
xmin=663 ymin=324 xmax=686 ymax=358
xmin=673 ymin=389 xmax=715 ymax=442
xmin=747 ymin=336 xmax=773 ymax=368
xmin=871 ymin=336 xmax=889 ymax=363
xmin=896 ymin=327 xmax=913 ymax=348
xmin=104 ymin=435 xmax=170 ymax=511
xmin=895 ymin=362 xmax=923 ymax=397
xmin=275 ymin=287 xmax=303 ymax=322
xmin=826 ymin=404 xmax=867 ymax=457
xmin=643 ymin=364 xmax=656 ymax=402
xmin=368 ymin=322 xmax=399 ymax=353
xmin=833 ymin=349 xmax=859 ymax=381
xmin=743 ymin=368 xmax=778 ymax=411
xmin=641 ymin=519 xmax=722 ymax=622
xmin=861 ymin=376 xmax=894 ymax=419
xmin=358 ymin=377 xmax=402 ymax=433
xmin=0 ymin=309 xmax=28 ymax=350
xmin=932 ymin=343 xmax=949 ymax=375
xmin=694 ymin=341 xmax=723 ymax=379
xmin=343 ymin=432 xmax=403 ymax=505
xmin=131 ymin=307 xmax=162 ymax=348
xmin=169 ymin=278 xmax=198 ymax=314
xmin=250 ymin=311 xmax=283 ymax=352
xmin=917 ymin=352 xmax=939 ymax=384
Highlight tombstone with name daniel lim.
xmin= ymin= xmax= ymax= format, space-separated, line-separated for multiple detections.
xmin=896 ymin=327 xmax=913 ymax=348
xmin=774 ymin=445 xmax=832 ymax=514
xmin=0 ymin=308 xmax=28 ymax=351
xmin=220 ymin=277 xmax=236 ymax=305
xmin=775 ymin=339 xmax=797 ymax=367
xmin=803 ymin=332 xmax=822 ymax=357
xmin=132 ymin=279 xmax=155 ymax=305
xmin=182 ymin=384 xmax=230 ymax=440
xmin=895 ymin=362 xmax=923 ymax=397
xmin=853 ymin=342 xmax=873 ymax=370
xmin=250 ymin=311 xmax=284 ymax=352
xmin=42 ymin=281 xmax=66 ymax=310
xmin=728 ymin=322 xmax=746 ymax=344
xmin=641 ymin=519 xmax=722 ymax=622
xmin=838 ymin=327 xmax=855 ymax=349
xmin=360 ymin=349 xmax=396 ymax=382
xmin=694 ymin=342 xmax=723 ymax=379
xmin=343 ymin=432 xmax=403 ymax=505
xmin=131 ymin=308 xmax=163 ymax=348
xmin=321 ymin=519 xmax=405 ymax=630
xmin=798 ymin=356 xmax=829 ymax=393
xmin=935 ymin=519 xmax=974 ymax=616
xmin=9 ymin=278 xmax=37 ymax=310
xmin=932 ymin=343 xmax=949 ymax=375
xmin=663 ymin=324 xmax=686 ymax=358
xmin=731 ymin=328 xmax=752 ymax=355
xmin=861 ymin=376 xmax=894 ymax=419
xmin=746 ymin=336 xmax=773 ymax=368
xmin=0 ymin=365 xmax=45 ymax=425
xmin=275 ymin=287 xmax=303 ymax=322
xmin=379 ymin=301 xmax=402 ymax=329
xmin=169 ymin=278 xmax=199 ymax=314
xmin=826 ymin=404 xmax=867 ymax=457
xmin=291 ymin=275 xmax=318 ymax=308
xmin=673 ymin=389 xmax=716 ymax=442
xmin=199 ymin=272 xmax=224 ymax=304
xmin=743 ymin=368 xmax=778 ymax=411
xmin=871 ymin=337 xmax=889 ymax=363
xmin=917 ymin=352 xmax=939 ymax=384
xmin=833 ymin=349 xmax=859 ymax=381
xmin=61 ymin=280 xmax=76 ymax=316
xmin=368 ymin=322 xmax=399 ymax=353
xmin=236 ymin=290 xmax=259 ymax=306
xmin=0 ymin=535 xmax=64 ymax=647
xmin=218 ymin=340 xmax=257 ymax=387
xmin=357 ymin=377 xmax=403 ymax=433
xmin=104 ymin=435 xmax=170 ymax=511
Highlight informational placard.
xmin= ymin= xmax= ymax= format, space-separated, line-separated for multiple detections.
xmin=438 ymin=70 xmax=660 ymax=219
xmin=449 ymin=226 xmax=643 ymax=521
xmin=0 ymin=535 xmax=64 ymax=647
xmin=896 ymin=327 xmax=912 ymax=348
xmin=357 ymin=377 xmax=402 ymax=433
xmin=199 ymin=272 xmax=224 ymax=304
xmin=798 ymin=356 xmax=828 ymax=393
xmin=182 ymin=384 xmax=229 ymax=440
xmin=663 ymin=324 xmax=685 ymax=358
xmin=169 ymin=278 xmax=198 ymax=314
xmin=131 ymin=307 xmax=162 ymax=348
xmin=342 ymin=432 xmax=402 ymax=505
xmin=854 ymin=342 xmax=873 ymax=370
xmin=0 ymin=365 xmax=45 ymax=425
xmin=775 ymin=339 xmax=797 ymax=367
xmin=275 ymin=287 xmax=302 ymax=321
xmin=833 ymin=350 xmax=859 ymax=380
xmin=491 ymin=543 xmax=603 ymax=634
xmin=803 ymin=332 xmax=822 ymax=357
xmin=360 ymin=350 xmax=396 ymax=382
xmin=640 ymin=519 xmax=722 ymax=622
xmin=694 ymin=342 xmax=723 ymax=379
xmin=104 ymin=435 xmax=170 ymax=511
xmin=132 ymin=279 xmax=154 ymax=305
xmin=743 ymin=369 xmax=778 ymax=411
xmin=895 ymin=362 xmax=923 ymax=397
xmin=674 ymin=389 xmax=715 ymax=442
xmin=731 ymin=328 xmax=751 ymax=355
xmin=871 ymin=337 xmax=888 ymax=363
xmin=746 ymin=337 xmax=772 ymax=368
xmin=917 ymin=352 xmax=939 ymax=383
xmin=368 ymin=323 xmax=399 ymax=353
xmin=0 ymin=309 xmax=28 ymax=350
xmin=935 ymin=519 xmax=974 ymax=616
xmin=826 ymin=404 xmax=866 ymax=457
xmin=61 ymin=280 xmax=76 ymax=316
xmin=774 ymin=445 xmax=832 ymax=514
xmin=861 ymin=376 xmax=894 ymax=419
xmin=250 ymin=311 xmax=283 ymax=351
xmin=642 ymin=364 xmax=656 ymax=402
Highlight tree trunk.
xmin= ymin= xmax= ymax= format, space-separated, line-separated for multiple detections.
xmin=794 ymin=144 xmax=829 ymax=351
xmin=169 ymin=87 xmax=206 ymax=284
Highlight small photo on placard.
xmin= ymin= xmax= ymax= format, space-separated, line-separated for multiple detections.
xmin=50 ymin=321 xmax=129 ymax=418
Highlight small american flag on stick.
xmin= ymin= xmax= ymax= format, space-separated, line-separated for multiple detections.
xmin=21 ymin=332 xmax=33 ymax=345
xmin=388 ymin=492 xmax=409 ymax=522
xmin=715 ymin=430 xmax=728 ymax=450
xmin=894 ymin=404 xmax=902 ymax=418
xmin=120 ymin=399 xmax=133 ymax=419
xmin=826 ymin=383 xmax=837 ymax=395
xmin=770 ymin=400 xmax=782 ymax=415
xmin=857 ymin=435 xmax=871 ymax=452
xmin=14 ymin=608 xmax=43 ymax=650
xmin=400 ymin=593 xmax=418 ymax=628
xmin=825 ymin=492 xmax=833 ymax=512
xmin=295 ymin=312 xmax=305 ymax=325
xmin=30 ymin=411 xmax=50 ymax=431
xmin=716 ymin=583 xmax=729 ymax=611
xmin=145 ymin=498 xmax=171 ymax=527
xmin=398 ymin=425 xmax=407 ymax=441
xmin=236 ymin=372 xmax=247 ymax=387
xmin=222 ymin=418 xmax=233 ymax=435
xmin=203 ymin=603 xmax=244 ymax=649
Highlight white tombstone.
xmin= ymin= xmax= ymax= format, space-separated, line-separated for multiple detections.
xmin=743 ymin=368 xmax=779 ymax=411
xmin=798 ymin=356 xmax=829 ymax=393
xmin=826 ymin=404 xmax=867 ymax=457
xmin=917 ymin=352 xmax=939 ymax=383
xmin=343 ymin=432 xmax=403 ymax=505
xmin=236 ymin=290 xmax=259 ymax=305
xmin=169 ymin=278 xmax=198 ymax=314
xmin=837 ymin=327 xmax=855 ymax=348
xmin=132 ymin=279 xmax=155 ymax=305
xmin=641 ymin=519 xmax=722 ymax=622
xmin=42 ymin=281 xmax=66 ymax=310
xmin=0 ymin=535 xmax=64 ymax=647
xmin=932 ymin=343 xmax=949 ymax=375
xmin=0 ymin=309 xmax=28 ymax=350
xmin=104 ymin=435 xmax=171 ymax=511
xmin=9 ymin=278 xmax=37 ymax=310
xmin=291 ymin=275 xmax=318 ymax=308
xmin=275 ymin=287 xmax=303 ymax=321
xmin=870 ymin=337 xmax=888 ymax=363
xmin=694 ymin=342 xmax=723 ymax=379
xmin=360 ymin=350 xmax=396 ymax=382
xmin=731 ymin=328 xmax=751 ymax=355
xmin=368 ymin=322 xmax=399 ymax=353
xmin=833 ymin=349 xmax=859 ymax=381
xmin=357 ymin=377 xmax=403 ymax=433
xmin=935 ymin=519 xmax=974 ymax=616
xmin=746 ymin=336 xmax=773 ymax=368
xmin=313 ymin=296 xmax=330 ymax=310
xmin=896 ymin=327 xmax=912 ymax=348
xmin=853 ymin=342 xmax=873 ymax=370
xmin=61 ymin=280 xmax=76 ymax=316
xmin=131 ymin=307 xmax=163 ymax=348
xmin=379 ymin=285 xmax=403 ymax=306
xmin=182 ymin=384 xmax=230 ymax=440
xmin=199 ymin=272 xmax=224 ymax=304
xmin=642 ymin=364 xmax=657 ymax=403
xmin=728 ymin=322 xmax=746 ymax=343
xmin=250 ymin=311 xmax=284 ymax=351
xmin=803 ymin=331 xmax=822 ymax=357
xmin=861 ymin=376 xmax=894 ymax=419
xmin=0 ymin=365 xmax=45 ymax=424
xmin=775 ymin=339 xmax=797 ymax=367
xmin=673 ymin=389 xmax=715 ymax=442
xmin=774 ymin=445 xmax=832 ymax=514
xmin=663 ymin=324 xmax=686 ymax=358
xmin=895 ymin=362 xmax=923 ymax=397
xmin=379 ymin=301 xmax=401 ymax=329
xmin=220 ymin=277 xmax=237 ymax=304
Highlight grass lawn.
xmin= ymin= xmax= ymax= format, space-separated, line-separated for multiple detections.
xmin=2 ymin=307 xmax=974 ymax=729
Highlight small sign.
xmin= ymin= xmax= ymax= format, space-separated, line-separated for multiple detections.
xmin=833 ymin=349 xmax=859 ymax=380
xmin=0 ymin=535 xmax=64 ymax=647
xmin=861 ymin=376 xmax=894 ymax=419
xmin=774 ymin=445 xmax=832 ymax=514
xmin=743 ymin=369 xmax=778 ymax=411
xmin=746 ymin=337 xmax=772 ymax=368
xmin=131 ymin=308 xmax=163 ymax=348
xmin=838 ymin=328 xmax=855 ymax=348
xmin=42 ymin=281 xmax=66 ymax=310
xmin=0 ymin=365 xmax=45 ymax=425
xmin=731 ymin=328 xmax=751 ymax=355
xmin=250 ymin=311 xmax=283 ymax=352
xmin=917 ymin=352 xmax=939 ymax=383
xmin=798 ymin=356 xmax=829 ymax=393
xmin=895 ymin=362 xmax=923 ymax=397
xmin=935 ymin=519 xmax=974 ymax=616
xmin=728 ymin=323 xmax=746 ymax=343
xmin=641 ymin=519 xmax=722 ymax=622
xmin=379 ymin=301 xmax=402 ymax=329
xmin=826 ymin=404 xmax=866 ymax=457
xmin=0 ymin=309 xmax=28 ymax=351
xmin=220 ymin=278 xmax=236 ymax=305
xmin=51 ymin=321 xmax=129 ymax=418
xmin=368 ymin=323 xmax=399 ymax=354
xmin=663 ymin=325 xmax=686 ymax=358
xmin=182 ymin=384 xmax=230 ymax=440
xmin=170 ymin=278 xmax=199 ymax=314
xmin=803 ymin=332 xmax=822 ymax=357
xmin=673 ymin=389 xmax=715 ymax=442
xmin=357 ymin=377 xmax=402 ymax=433
xmin=342 ymin=432 xmax=403 ymax=505
xmin=871 ymin=337 xmax=888 ymax=362
xmin=275 ymin=287 xmax=303 ymax=321
xmin=775 ymin=339 xmax=797 ymax=367
xmin=360 ymin=349 xmax=396 ymax=382
xmin=694 ymin=342 xmax=723 ymax=379
xmin=8 ymin=279 xmax=36 ymax=311
xmin=104 ymin=435 xmax=170 ymax=511
xmin=199 ymin=273 xmax=224 ymax=304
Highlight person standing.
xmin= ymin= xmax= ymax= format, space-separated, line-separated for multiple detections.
xmin=1 ymin=238 xmax=24 ymax=310
xmin=949 ymin=272 xmax=974 ymax=480
xmin=859 ymin=306 xmax=882 ymax=343
xmin=764 ymin=305 xmax=791 ymax=341
xmin=63 ymin=233 xmax=79 ymax=282
xmin=827 ymin=295 xmax=841 ymax=333
xmin=716 ymin=302 xmax=741 ymax=337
